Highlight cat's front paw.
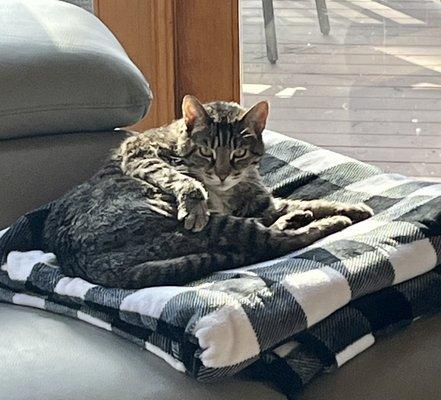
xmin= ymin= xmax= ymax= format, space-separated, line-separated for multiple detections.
xmin=337 ymin=203 xmax=374 ymax=223
xmin=180 ymin=199 xmax=210 ymax=232
xmin=177 ymin=184 xmax=210 ymax=232
xmin=272 ymin=210 xmax=314 ymax=230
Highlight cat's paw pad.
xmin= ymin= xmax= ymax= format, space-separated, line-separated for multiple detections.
xmin=178 ymin=199 xmax=210 ymax=232
xmin=273 ymin=210 xmax=314 ymax=230
xmin=337 ymin=203 xmax=374 ymax=223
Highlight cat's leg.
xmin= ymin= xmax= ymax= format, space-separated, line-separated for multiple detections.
xmin=275 ymin=198 xmax=373 ymax=224
xmin=109 ymin=252 xmax=248 ymax=288
xmin=261 ymin=198 xmax=315 ymax=230
xmin=270 ymin=209 xmax=314 ymax=231
xmin=204 ymin=214 xmax=352 ymax=261
xmin=121 ymin=139 xmax=210 ymax=232
xmin=97 ymin=214 xmax=352 ymax=288
xmin=70 ymin=202 xmax=353 ymax=289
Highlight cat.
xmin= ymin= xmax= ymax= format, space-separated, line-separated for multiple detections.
xmin=42 ymin=95 xmax=373 ymax=289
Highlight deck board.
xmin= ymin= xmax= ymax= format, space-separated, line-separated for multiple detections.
xmin=241 ymin=0 xmax=441 ymax=179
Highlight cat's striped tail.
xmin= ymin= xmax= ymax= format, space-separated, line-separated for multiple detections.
xmin=117 ymin=252 xmax=248 ymax=289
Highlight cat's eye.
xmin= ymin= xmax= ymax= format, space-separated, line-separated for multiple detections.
xmin=199 ymin=146 xmax=213 ymax=158
xmin=232 ymin=148 xmax=247 ymax=159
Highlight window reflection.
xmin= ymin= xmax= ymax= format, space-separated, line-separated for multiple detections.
xmin=241 ymin=0 xmax=441 ymax=180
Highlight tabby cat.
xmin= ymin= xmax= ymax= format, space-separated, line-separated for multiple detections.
xmin=42 ymin=96 xmax=373 ymax=288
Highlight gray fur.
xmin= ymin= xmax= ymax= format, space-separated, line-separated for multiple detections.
xmin=42 ymin=96 xmax=373 ymax=288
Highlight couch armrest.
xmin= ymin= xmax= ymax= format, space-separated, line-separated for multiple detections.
xmin=0 ymin=131 xmax=126 ymax=228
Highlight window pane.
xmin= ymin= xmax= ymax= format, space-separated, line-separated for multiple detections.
xmin=241 ymin=0 xmax=441 ymax=180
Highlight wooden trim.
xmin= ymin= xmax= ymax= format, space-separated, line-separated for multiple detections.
xmin=94 ymin=0 xmax=176 ymax=131
xmin=93 ymin=0 xmax=240 ymax=129
xmin=173 ymin=0 xmax=240 ymax=117
xmin=231 ymin=0 xmax=241 ymax=105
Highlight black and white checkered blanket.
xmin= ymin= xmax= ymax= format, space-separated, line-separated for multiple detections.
xmin=1 ymin=131 xmax=441 ymax=398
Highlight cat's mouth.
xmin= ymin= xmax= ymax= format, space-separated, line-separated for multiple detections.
xmin=218 ymin=181 xmax=238 ymax=191
xmin=204 ymin=176 xmax=239 ymax=191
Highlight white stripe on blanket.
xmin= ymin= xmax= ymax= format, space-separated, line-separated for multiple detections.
xmin=263 ymin=129 xmax=289 ymax=147
xmin=0 ymin=228 xmax=9 ymax=238
xmin=288 ymin=149 xmax=353 ymax=175
xmin=335 ymin=174 xmax=412 ymax=199
xmin=145 ymin=342 xmax=186 ymax=373
xmin=222 ymin=256 xmax=323 ymax=275
xmin=273 ymin=340 xmax=300 ymax=358
xmin=193 ymin=300 xmax=260 ymax=368
xmin=2 ymin=250 xmax=56 ymax=281
xmin=12 ymin=293 xmax=45 ymax=309
xmin=120 ymin=286 xmax=196 ymax=319
xmin=78 ymin=311 xmax=112 ymax=331
xmin=390 ymin=239 xmax=437 ymax=284
xmin=335 ymin=334 xmax=375 ymax=367
xmin=282 ymin=266 xmax=351 ymax=327
xmin=408 ymin=183 xmax=441 ymax=198
xmin=55 ymin=277 xmax=97 ymax=300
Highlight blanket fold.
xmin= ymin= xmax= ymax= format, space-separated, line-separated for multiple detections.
xmin=1 ymin=131 xmax=441 ymax=398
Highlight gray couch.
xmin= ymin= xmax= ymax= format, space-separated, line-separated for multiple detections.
xmin=1 ymin=1 xmax=439 ymax=399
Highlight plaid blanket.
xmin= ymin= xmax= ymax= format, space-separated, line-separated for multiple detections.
xmin=1 ymin=130 xmax=441 ymax=398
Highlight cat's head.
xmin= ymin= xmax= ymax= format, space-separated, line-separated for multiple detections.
xmin=181 ymin=95 xmax=269 ymax=191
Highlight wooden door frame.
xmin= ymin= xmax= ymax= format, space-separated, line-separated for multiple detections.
xmin=94 ymin=0 xmax=240 ymax=131
xmin=173 ymin=0 xmax=240 ymax=117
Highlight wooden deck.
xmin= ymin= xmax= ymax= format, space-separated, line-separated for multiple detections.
xmin=241 ymin=0 xmax=441 ymax=179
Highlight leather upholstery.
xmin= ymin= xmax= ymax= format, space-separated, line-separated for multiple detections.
xmin=0 ymin=0 xmax=151 ymax=139
xmin=0 ymin=131 xmax=126 ymax=228
xmin=0 ymin=302 xmax=439 ymax=400
xmin=0 ymin=304 xmax=285 ymax=400
xmin=301 ymin=315 xmax=441 ymax=400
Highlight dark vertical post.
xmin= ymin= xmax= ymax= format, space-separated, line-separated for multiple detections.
xmin=262 ymin=0 xmax=278 ymax=64
xmin=315 ymin=0 xmax=330 ymax=35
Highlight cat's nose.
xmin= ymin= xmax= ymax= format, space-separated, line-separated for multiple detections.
xmin=216 ymin=172 xmax=229 ymax=182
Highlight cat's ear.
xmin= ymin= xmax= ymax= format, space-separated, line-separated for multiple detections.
xmin=182 ymin=95 xmax=208 ymax=131
xmin=241 ymin=100 xmax=269 ymax=136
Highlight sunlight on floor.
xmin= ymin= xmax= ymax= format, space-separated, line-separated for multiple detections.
xmin=275 ymin=87 xmax=307 ymax=98
xmin=412 ymin=83 xmax=441 ymax=90
xmin=242 ymin=83 xmax=271 ymax=95
xmin=328 ymin=2 xmax=383 ymax=24
xmin=375 ymin=48 xmax=441 ymax=75
xmin=346 ymin=0 xmax=426 ymax=25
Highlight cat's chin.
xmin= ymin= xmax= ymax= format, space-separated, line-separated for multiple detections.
xmin=218 ymin=183 xmax=236 ymax=191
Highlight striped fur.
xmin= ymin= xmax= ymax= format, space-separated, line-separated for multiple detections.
xmin=41 ymin=97 xmax=372 ymax=288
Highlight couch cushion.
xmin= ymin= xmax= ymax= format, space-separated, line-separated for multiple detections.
xmin=0 ymin=303 xmax=439 ymax=400
xmin=0 ymin=0 xmax=152 ymax=139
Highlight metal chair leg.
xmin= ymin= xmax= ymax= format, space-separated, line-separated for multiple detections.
xmin=262 ymin=0 xmax=278 ymax=64
xmin=315 ymin=0 xmax=330 ymax=35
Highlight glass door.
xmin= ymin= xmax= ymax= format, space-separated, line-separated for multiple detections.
xmin=240 ymin=0 xmax=441 ymax=180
